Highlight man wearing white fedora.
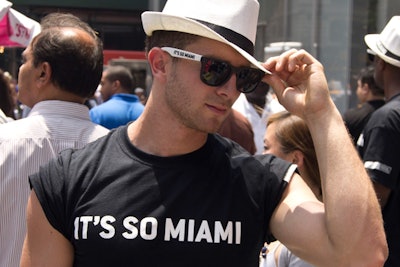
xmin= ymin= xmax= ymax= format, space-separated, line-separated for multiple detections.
xmin=358 ymin=15 xmax=400 ymax=267
xmin=21 ymin=0 xmax=387 ymax=266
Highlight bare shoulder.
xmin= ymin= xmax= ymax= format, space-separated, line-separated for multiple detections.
xmin=20 ymin=191 xmax=74 ymax=267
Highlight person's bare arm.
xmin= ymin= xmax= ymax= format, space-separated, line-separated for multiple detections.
xmin=264 ymin=49 xmax=388 ymax=266
xmin=20 ymin=190 xmax=74 ymax=267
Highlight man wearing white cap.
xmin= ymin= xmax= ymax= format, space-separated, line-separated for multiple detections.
xmin=358 ymin=15 xmax=400 ymax=267
xmin=21 ymin=0 xmax=387 ymax=266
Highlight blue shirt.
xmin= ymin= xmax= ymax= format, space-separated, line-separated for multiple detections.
xmin=90 ymin=93 xmax=144 ymax=129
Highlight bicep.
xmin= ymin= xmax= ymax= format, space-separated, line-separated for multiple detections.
xmin=20 ymin=190 xmax=74 ymax=267
xmin=269 ymin=173 xmax=332 ymax=265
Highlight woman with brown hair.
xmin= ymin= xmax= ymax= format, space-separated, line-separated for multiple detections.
xmin=264 ymin=110 xmax=321 ymax=201
xmin=261 ymin=110 xmax=321 ymax=267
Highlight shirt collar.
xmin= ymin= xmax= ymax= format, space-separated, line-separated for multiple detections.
xmin=28 ymin=100 xmax=90 ymax=120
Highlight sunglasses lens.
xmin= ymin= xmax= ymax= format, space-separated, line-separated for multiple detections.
xmin=200 ymin=58 xmax=231 ymax=86
xmin=199 ymin=57 xmax=264 ymax=93
xmin=236 ymin=68 xmax=264 ymax=93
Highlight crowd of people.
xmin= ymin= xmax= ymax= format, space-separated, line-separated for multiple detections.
xmin=0 ymin=0 xmax=399 ymax=266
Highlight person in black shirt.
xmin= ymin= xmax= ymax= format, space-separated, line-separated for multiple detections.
xmin=358 ymin=15 xmax=400 ymax=267
xmin=343 ymin=66 xmax=385 ymax=145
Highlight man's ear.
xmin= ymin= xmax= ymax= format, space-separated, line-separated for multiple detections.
xmin=361 ymin=83 xmax=370 ymax=95
xmin=112 ymin=80 xmax=121 ymax=92
xmin=36 ymin=62 xmax=51 ymax=86
xmin=148 ymin=48 xmax=168 ymax=81
xmin=375 ymin=57 xmax=386 ymax=72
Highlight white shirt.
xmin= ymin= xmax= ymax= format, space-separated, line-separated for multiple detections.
xmin=0 ymin=100 xmax=109 ymax=267
xmin=232 ymin=93 xmax=271 ymax=155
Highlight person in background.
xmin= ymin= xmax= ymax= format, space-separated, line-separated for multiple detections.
xmin=0 ymin=69 xmax=16 ymax=123
xmin=3 ymin=71 xmax=21 ymax=119
xmin=218 ymin=108 xmax=256 ymax=154
xmin=134 ymin=87 xmax=148 ymax=105
xmin=343 ymin=66 xmax=385 ymax=145
xmin=358 ymin=15 xmax=400 ymax=266
xmin=233 ymin=81 xmax=271 ymax=154
xmin=89 ymin=65 xmax=145 ymax=129
xmin=0 ymin=109 xmax=9 ymax=123
xmin=18 ymin=12 xmax=103 ymax=120
xmin=264 ymin=89 xmax=286 ymax=116
xmin=264 ymin=111 xmax=321 ymax=200
xmin=0 ymin=14 xmax=109 ymax=267
xmin=261 ymin=110 xmax=321 ymax=267
xmin=21 ymin=0 xmax=387 ymax=266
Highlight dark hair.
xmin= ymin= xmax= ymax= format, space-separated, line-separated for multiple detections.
xmin=0 ymin=69 xmax=14 ymax=118
xmin=40 ymin=13 xmax=98 ymax=38
xmin=30 ymin=27 xmax=103 ymax=98
xmin=145 ymin=31 xmax=200 ymax=53
xmin=358 ymin=66 xmax=384 ymax=97
xmin=105 ymin=65 xmax=135 ymax=94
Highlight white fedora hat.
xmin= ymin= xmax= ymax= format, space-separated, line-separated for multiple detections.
xmin=141 ymin=0 xmax=270 ymax=74
xmin=365 ymin=16 xmax=400 ymax=68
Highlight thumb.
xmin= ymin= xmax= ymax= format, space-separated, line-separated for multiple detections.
xmin=262 ymin=74 xmax=286 ymax=98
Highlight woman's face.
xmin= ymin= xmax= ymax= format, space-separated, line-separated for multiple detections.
xmin=263 ymin=122 xmax=290 ymax=161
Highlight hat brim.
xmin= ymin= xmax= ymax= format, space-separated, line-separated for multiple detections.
xmin=142 ymin=11 xmax=270 ymax=74
xmin=365 ymin=34 xmax=400 ymax=68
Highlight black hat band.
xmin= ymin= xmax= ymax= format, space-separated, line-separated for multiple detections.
xmin=377 ymin=40 xmax=400 ymax=61
xmin=193 ymin=18 xmax=254 ymax=56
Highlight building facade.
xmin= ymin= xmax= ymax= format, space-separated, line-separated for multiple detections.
xmin=258 ymin=0 xmax=399 ymax=111
xmin=2 ymin=0 xmax=399 ymax=112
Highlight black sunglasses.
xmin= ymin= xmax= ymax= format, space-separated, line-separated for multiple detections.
xmin=161 ymin=47 xmax=265 ymax=93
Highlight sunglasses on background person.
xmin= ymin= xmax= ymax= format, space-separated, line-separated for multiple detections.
xmin=161 ymin=47 xmax=265 ymax=93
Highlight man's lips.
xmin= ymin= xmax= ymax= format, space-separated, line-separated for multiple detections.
xmin=205 ymin=103 xmax=228 ymax=114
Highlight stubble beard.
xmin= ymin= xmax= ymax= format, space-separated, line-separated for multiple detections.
xmin=165 ymin=68 xmax=223 ymax=134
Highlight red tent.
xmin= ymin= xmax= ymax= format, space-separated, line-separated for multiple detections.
xmin=0 ymin=0 xmax=40 ymax=47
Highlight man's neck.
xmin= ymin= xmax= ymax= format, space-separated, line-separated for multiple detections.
xmin=127 ymin=106 xmax=208 ymax=157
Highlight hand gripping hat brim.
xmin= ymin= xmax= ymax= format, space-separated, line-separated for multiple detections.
xmin=141 ymin=0 xmax=270 ymax=74
xmin=364 ymin=16 xmax=400 ymax=68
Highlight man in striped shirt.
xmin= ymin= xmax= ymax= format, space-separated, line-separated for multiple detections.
xmin=0 ymin=14 xmax=109 ymax=267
